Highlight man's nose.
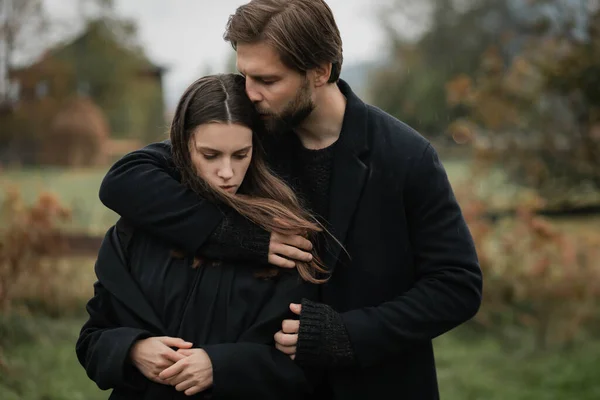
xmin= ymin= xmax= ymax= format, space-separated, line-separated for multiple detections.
xmin=246 ymin=80 xmax=263 ymax=103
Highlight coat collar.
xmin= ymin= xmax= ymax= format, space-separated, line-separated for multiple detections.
xmin=321 ymin=79 xmax=370 ymax=271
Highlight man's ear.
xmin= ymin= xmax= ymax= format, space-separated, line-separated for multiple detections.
xmin=311 ymin=63 xmax=332 ymax=87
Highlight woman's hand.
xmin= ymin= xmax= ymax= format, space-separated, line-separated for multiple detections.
xmin=129 ymin=336 xmax=193 ymax=384
xmin=159 ymin=348 xmax=213 ymax=396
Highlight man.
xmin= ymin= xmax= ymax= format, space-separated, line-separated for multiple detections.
xmin=98 ymin=0 xmax=483 ymax=398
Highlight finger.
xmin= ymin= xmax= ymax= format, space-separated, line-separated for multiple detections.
xmin=274 ymin=331 xmax=298 ymax=347
xmin=162 ymin=348 xmax=187 ymax=364
xmin=168 ymin=372 xmax=188 ymax=387
xmin=275 ymin=342 xmax=297 ymax=355
xmin=150 ymin=375 xmax=168 ymax=385
xmin=289 ymin=303 xmax=302 ymax=316
xmin=185 ymin=384 xmax=206 ymax=396
xmin=159 ymin=359 xmax=187 ymax=380
xmin=176 ymin=379 xmax=196 ymax=392
xmin=272 ymin=218 xmax=295 ymax=231
xmin=159 ymin=337 xmax=193 ymax=349
xmin=268 ymin=254 xmax=296 ymax=269
xmin=282 ymin=234 xmax=313 ymax=252
xmin=177 ymin=348 xmax=195 ymax=356
xmin=282 ymin=319 xmax=300 ymax=334
xmin=272 ymin=242 xmax=313 ymax=263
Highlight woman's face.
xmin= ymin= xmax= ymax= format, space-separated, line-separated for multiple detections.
xmin=189 ymin=122 xmax=253 ymax=194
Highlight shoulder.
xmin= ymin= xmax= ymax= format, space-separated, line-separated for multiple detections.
xmin=365 ymin=104 xmax=431 ymax=156
xmin=362 ymin=104 xmax=434 ymax=182
xmin=114 ymin=218 xmax=175 ymax=264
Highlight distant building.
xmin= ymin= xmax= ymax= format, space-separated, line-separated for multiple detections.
xmin=6 ymin=19 xmax=167 ymax=147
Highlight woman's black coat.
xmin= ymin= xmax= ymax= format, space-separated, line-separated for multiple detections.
xmin=76 ymin=219 xmax=319 ymax=399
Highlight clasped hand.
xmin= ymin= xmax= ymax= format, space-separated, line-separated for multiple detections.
xmin=130 ymin=336 xmax=213 ymax=396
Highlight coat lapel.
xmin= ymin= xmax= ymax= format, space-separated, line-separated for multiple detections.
xmin=322 ymin=80 xmax=370 ymax=271
xmin=94 ymin=226 xmax=166 ymax=334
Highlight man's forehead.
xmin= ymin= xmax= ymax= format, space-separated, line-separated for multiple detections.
xmin=236 ymin=43 xmax=287 ymax=77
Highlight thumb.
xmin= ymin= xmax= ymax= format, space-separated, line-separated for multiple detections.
xmin=290 ymin=303 xmax=302 ymax=316
xmin=159 ymin=336 xmax=193 ymax=348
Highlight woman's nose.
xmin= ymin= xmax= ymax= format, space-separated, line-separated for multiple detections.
xmin=217 ymin=165 xmax=234 ymax=180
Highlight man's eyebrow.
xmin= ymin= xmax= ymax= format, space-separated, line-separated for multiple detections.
xmin=244 ymin=73 xmax=280 ymax=80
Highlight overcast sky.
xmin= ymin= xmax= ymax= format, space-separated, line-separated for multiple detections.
xmin=43 ymin=0 xmax=389 ymax=110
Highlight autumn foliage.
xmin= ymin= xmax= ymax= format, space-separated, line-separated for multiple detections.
xmin=446 ymin=9 xmax=600 ymax=205
xmin=0 ymin=187 xmax=71 ymax=312
xmin=456 ymin=180 xmax=600 ymax=350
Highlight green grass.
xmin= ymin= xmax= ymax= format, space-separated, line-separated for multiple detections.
xmin=0 ymin=315 xmax=107 ymax=400
xmin=434 ymin=327 xmax=600 ymax=400
xmin=1 ymin=166 xmax=119 ymax=235
xmin=1 ymin=314 xmax=599 ymax=400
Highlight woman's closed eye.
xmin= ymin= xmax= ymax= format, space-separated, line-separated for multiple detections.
xmin=233 ymin=152 xmax=249 ymax=160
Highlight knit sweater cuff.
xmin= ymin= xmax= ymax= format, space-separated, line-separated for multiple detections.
xmin=295 ymin=298 xmax=356 ymax=368
xmin=198 ymin=209 xmax=270 ymax=264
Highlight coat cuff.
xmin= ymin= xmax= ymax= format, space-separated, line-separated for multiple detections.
xmin=105 ymin=327 xmax=152 ymax=391
xmin=295 ymin=298 xmax=356 ymax=368
xmin=199 ymin=209 xmax=271 ymax=264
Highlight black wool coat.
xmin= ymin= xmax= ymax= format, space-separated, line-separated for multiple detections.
xmin=76 ymin=219 xmax=320 ymax=399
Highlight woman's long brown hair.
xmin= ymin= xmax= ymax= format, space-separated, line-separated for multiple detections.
xmin=170 ymin=73 xmax=334 ymax=284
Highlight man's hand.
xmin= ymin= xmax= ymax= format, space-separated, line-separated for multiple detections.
xmin=269 ymin=232 xmax=313 ymax=268
xmin=274 ymin=303 xmax=302 ymax=359
xmin=129 ymin=336 xmax=193 ymax=384
xmin=159 ymin=348 xmax=213 ymax=396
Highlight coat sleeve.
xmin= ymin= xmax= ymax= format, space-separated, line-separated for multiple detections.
xmin=76 ymin=279 xmax=153 ymax=391
xmin=339 ymin=143 xmax=483 ymax=368
xmin=98 ymin=140 xmax=269 ymax=262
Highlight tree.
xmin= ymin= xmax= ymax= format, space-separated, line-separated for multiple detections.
xmin=0 ymin=0 xmax=48 ymax=103
xmin=446 ymin=3 xmax=600 ymax=208
xmin=369 ymin=0 xmax=511 ymax=137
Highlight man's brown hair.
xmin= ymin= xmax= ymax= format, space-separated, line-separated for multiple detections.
xmin=224 ymin=0 xmax=343 ymax=83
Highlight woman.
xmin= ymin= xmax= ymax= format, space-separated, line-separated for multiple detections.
xmin=76 ymin=74 xmax=332 ymax=400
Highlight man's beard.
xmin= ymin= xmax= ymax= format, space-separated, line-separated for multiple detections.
xmin=259 ymin=81 xmax=315 ymax=134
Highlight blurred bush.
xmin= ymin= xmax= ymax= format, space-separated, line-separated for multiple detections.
xmin=38 ymin=96 xmax=109 ymax=167
xmin=0 ymin=187 xmax=71 ymax=312
xmin=446 ymin=8 xmax=600 ymax=205
xmin=456 ymin=178 xmax=600 ymax=351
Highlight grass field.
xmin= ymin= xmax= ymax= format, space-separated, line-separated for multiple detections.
xmin=1 ymin=166 xmax=118 ymax=235
xmin=1 ymin=314 xmax=599 ymax=400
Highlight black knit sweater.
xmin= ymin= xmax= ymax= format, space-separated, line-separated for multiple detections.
xmin=289 ymin=141 xmax=356 ymax=367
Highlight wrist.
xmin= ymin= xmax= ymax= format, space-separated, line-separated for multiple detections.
xmin=200 ymin=348 xmax=214 ymax=387
xmin=296 ymin=298 xmax=356 ymax=368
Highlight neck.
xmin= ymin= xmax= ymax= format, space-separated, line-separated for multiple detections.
xmin=295 ymin=83 xmax=346 ymax=150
